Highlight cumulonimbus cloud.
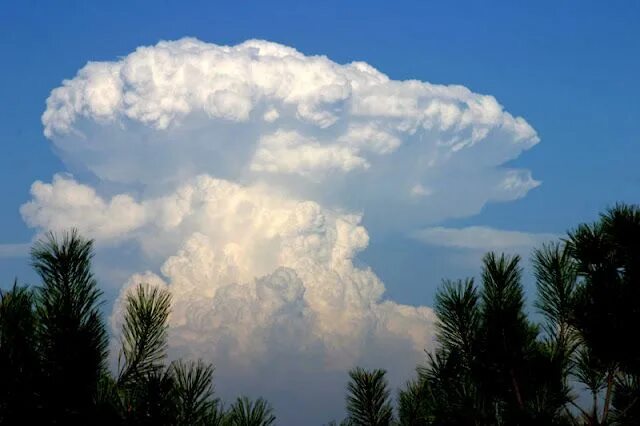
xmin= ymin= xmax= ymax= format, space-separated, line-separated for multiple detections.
xmin=22 ymin=38 xmax=540 ymax=423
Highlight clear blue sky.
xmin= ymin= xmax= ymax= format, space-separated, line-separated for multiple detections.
xmin=1 ymin=0 xmax=638 ymax=298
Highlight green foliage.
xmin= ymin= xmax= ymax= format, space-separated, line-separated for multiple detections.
xmin=611 ymin=373 xmax=640 ymax=423
xmin=398 ymin=203 xmax=640 ymax=425
xmin=32 ymin=229 xmax=109 ymax=423
xmin=226 ymin=396 xmax=276 ymax=426
xmin=420 ymin=278 xmax=490 ymax=424
xmin=123 ymin=368 xmax=178 ymax=426
xmin=419 ymin=349 xmax=489 ymax=425
xmin=346 ymin=367 xmax=394 ymax=426
xmin=118 ymin=283 xmax=172 ymax=384
xmin=203 ymin=400 xmax=232 ymax=426
xmin=171 ymin=359 xmax=218 ymax=426
xmin=567 ymin=205 xmax=640 ymax=369
xmin=94 ymin=372 xmax=125 ymax=426
xmin=116 ymin=283 xmax=228 ymax=426
xmin=0 ymin=229 xmax=278 ymax=425
xmin=532 ymin=242 xmax=578 ymax=343
xmin=566 ymin=204 xmax=640 ymax=423
xmin=3 ymin=203 xmax=640 ymax=425
xmin=0 ymin=282 xmax=39 ymax=425
xmin=397 ymin=379 xmax=429 ymax=426
xmin=112 ymin=282 xmax=173 ymax=425
xmin=480 ymin=252 xmax=534 ymax=372
xmin=479 ymin=253 xmax=537 ymax=419
xmin=434 ymin=278 xmax=479 ymax=364
xmin=574 ymin=347 xmax=607 ymax=397
xmin=408 ymin=252 xmax=573 ymax=425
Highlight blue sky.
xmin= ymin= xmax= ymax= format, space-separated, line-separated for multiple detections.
xmin=2 ymin=1 xmax=638 ymax=288
xmin=1 ymin=1 xmax=638 ymax=422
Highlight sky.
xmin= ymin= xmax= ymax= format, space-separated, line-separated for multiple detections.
xmin=1 ymin=1 xmax=639 ymax=424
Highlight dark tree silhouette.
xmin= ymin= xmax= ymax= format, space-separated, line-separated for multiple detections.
xmin=401 ymin=253 xmax=573 ymax=425
xmin=393 ymin=203 xmax=640 ymax=425
xmin=118 ymin=283 xmax=172 ymax=385
xmin=345 ymin=367 xmax=394 ymax=426
xmin=226 ymin=396 xmax=276 ymax=426
xmin=0 ymin=282 xmax=39 ymax=425
xmin=3 ymin=203 xmax=640 ymax=425
xmin=565 ymin=204 xmax=640 ymax=424
xmin=32 ymin=230 xmax=109 ymax=424
xmin=397 ymin=378 xmax=429 ymax=426
xmin=171 ymin=359 xmax=218 ymax=426
xmin=0 ymin=230 xmax=277 ymax=426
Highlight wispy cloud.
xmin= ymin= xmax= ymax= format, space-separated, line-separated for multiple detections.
xmin=413 ymin=226 xmax=558 ymax=251
xmin=0 ymin=243 xmax=30 ymax=258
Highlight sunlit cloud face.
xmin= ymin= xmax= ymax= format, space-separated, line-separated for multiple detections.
xmin=41 ymin=38 xmax=539 ymax=225
xmin=23 ymin=38 xmax=540 ymax=423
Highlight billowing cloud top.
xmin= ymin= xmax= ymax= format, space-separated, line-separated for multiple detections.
xmin=41 ymin=38 xmax=539 ymax=224
xmin=25 ymin=39 xmax=541 ymax=424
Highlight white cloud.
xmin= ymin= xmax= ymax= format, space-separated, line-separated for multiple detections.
xmin=41 ymin=38 xmax=538 ymax=226
xmin=25 ymin=38 xmax=544 ymax=423
xmin=250 ymin=130 xmax=370 ymax=178
xmin=20 ymin=174 xmax=146 ymax=241
xmin=413 ymin=226 xmax=558 ymax=251
xmin=22 ymin=173 xmax=436 ymax=420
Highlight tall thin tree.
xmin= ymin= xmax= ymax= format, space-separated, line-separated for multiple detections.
xmin=32 ymin=229 xmax=109 ymax=424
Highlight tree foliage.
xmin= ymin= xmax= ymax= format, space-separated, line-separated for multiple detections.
xmin=0 ymin=282 xmax=39 ymax=425
xmin=226 ymin=396 xmax=276 ymax=426
xmin=387 ymin=203 xmax=640 ymax=425
xmin=2 ymin=203 xmax=640 ymax=425
xmin=346 ymin=367 xmax=394 ymax=426
xmin=0 ymin=229 xmax=275 ymax=426
xmin=32 ymin=230 xmax=109 ymax=424
xmin=118 ymin=283 xmax=172 ymax=384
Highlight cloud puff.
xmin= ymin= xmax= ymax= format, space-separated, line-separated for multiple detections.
xmin=25 ymin=38 xmax=542 ymax=423
xmin=251 ymin=130 xmax=370 ymax=178
xmin=25 ymin=174 xmax=434 ymax=357
xmin=413 ymin=226 xmax=558 ymax=251
xmin=21 ymin=174 xmax=146 ymax=242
